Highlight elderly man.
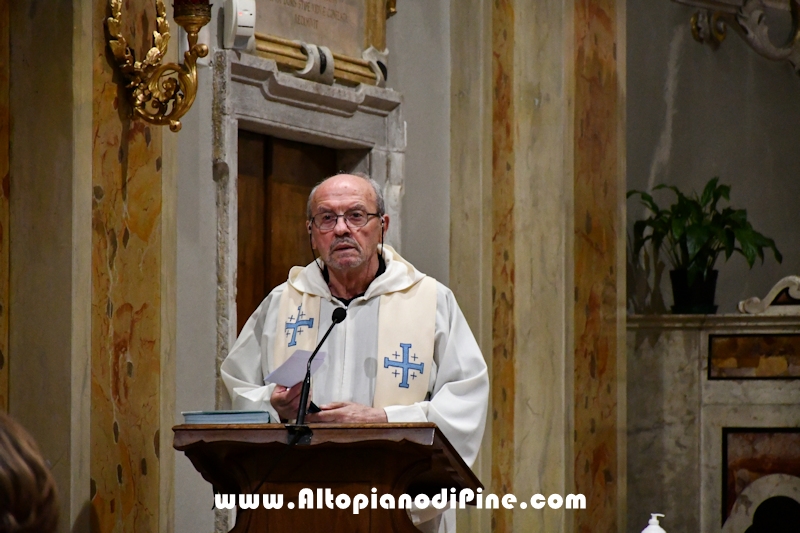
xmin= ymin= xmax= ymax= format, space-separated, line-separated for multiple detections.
xmin=221 ymin=173 xmax=488 ymax=531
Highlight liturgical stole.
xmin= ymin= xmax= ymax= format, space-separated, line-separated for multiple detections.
xmin=272 ymin=276 xmax=438 ymax=408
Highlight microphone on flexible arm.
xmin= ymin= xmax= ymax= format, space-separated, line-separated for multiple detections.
xmin=258 ymin=308 xmax=347 ymax=489
xmin=295 ymin=307 xmax=347 ymax=425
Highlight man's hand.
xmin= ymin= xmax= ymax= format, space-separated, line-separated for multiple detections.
xmin=270 ymin=383 xmax=309 ymax=421
xmin=305 ymin=402 xmax=388 ymax=423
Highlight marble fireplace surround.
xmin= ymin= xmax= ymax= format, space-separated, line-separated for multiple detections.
xmin=211 ymin=50 xmax=406 ymax=406
xmin=627 ymin=315 xmax=800 ymax=533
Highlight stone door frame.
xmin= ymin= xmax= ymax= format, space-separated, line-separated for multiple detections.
xmin=211 ymin=50 xmax=405 ymax=405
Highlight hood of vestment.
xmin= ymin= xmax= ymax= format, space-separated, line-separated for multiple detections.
xmin=286 ymin=245 xmax=427 ymax=301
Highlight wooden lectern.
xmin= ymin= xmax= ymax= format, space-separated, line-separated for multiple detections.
xmin=173 ymin=423 xmax=482 ymax=532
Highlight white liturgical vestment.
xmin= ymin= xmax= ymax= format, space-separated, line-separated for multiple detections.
xmin=220 ymin=246 xmax=489 ymax=533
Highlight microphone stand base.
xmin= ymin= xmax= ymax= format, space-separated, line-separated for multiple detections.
xmin=285 ymin=424 xmax=313 ymax=446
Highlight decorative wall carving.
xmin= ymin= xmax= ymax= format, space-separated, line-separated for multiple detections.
xmin=106 ymin=0 xmax=211 ymax=131
xmin=675 ymin=0 xmax=800 ymax=73
xmin=253 ymin=0 xmax=390 ymax=86
xmin=739 ymin=275 xmax=800 ymax=315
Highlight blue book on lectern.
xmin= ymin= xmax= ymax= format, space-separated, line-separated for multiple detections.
xmin=181 ymin=410 xmax=271 ymax=424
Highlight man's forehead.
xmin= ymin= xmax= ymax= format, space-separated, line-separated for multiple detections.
xmin=311 ymin=175 xmax=376 ymax=208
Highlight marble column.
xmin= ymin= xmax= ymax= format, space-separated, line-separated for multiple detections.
xmin=451 ymin=1 xmax=625 ymax=531
xmin=90 ymin=0 xmax=176 ymax=531
xmin=451 ymin=0 xmax=493 ymax=530
xmin=8 ymin=1 xmax=177 ymax=531
xmin=572 ymin=2 xmax=626 ymax=532
xmin=0 ymin=0 xmax=8 ymax=411
xmin=9 ymin=1 xmax=93 ymax=531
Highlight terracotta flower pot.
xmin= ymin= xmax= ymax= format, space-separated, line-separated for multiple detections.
xmin=670 ymin=269 xmax=718 ymax=314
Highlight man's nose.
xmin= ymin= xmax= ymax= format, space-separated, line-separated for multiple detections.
xmin=332 ymin=215 xmax=350 ymax=234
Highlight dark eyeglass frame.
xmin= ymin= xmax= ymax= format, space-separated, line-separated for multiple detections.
xmin=310 ymin=209 xmax=382 ymax=231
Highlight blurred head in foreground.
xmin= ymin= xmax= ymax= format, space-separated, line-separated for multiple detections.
xmin=0 ymin=411 xmax=58 ymax=533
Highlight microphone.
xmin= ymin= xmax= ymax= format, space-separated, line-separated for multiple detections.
xmin=295 ymin=307 xmax=347 ymax=425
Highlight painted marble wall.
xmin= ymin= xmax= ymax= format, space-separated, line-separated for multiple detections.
xmin=627 ymin=2 xmax=800 ymax=313
xmin=0 ymin=0 xmax=8 ymax=412
xmin=573 ymin=1 xmax=621 ymax=532
xmin=474 ymin=1 xmax=624 ymax=531
xmin=449 ymin=0 xmax=493 ymax=530
xmin=490 ymin=0 xmax=516 ymax=528
xmin=90 ymin=1 xmax=164 ymax=531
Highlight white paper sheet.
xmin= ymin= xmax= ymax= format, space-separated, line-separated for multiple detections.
xmin=264 ymin=349 xmax=327 ymax=387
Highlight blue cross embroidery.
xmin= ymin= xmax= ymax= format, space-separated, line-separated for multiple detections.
xmin=285 ymin=305 xmax=314 ymax=347
xmin=384 ymin=343 xmax=424 ymax=389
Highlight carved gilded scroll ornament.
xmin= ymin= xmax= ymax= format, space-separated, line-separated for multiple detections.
xmin=738 ymin=275 xmax=800 ymax=314
xmin=675 ymin=0 xmax=800 ymax=74
xmin=106 ymin=0 xmax=211 ymax=132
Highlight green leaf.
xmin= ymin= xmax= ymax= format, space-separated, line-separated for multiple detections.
xmin=632 ymin=220 xmax=649 ymax=257
xmin=734 ymin=227 xmax=758 ymax=268
xmin=686 ymin=225 xmax=712 ymax=263
xmin=671 ymin=215 xmax=687 ymax=240
xmin=723 ymin=228 xmax=735 ymax=259
xmin=700 ymin=177 xmax=719 ymax=206
xmin=773 ymin=245 xmax=784 ymax=263
xmin=730 ymin=209 xmax=747 ymax=226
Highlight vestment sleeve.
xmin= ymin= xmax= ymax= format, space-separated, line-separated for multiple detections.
xmin=383 ymin=285 xmax=489 ymax=467
xmin=220 ymin=289 xmax=281 ymax=421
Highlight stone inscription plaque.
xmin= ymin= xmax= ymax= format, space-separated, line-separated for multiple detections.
xmin=257 ymin=0 xmax=366 ymax=57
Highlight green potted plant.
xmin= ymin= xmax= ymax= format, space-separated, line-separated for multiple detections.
xmin=628 ymin=177 xmax=782 ymax=314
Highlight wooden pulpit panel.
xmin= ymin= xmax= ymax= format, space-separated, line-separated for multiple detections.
xmin=173 ymin=423 xmax=483 ymax=533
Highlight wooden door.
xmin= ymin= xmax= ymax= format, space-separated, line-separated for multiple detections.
xmin=236 ymin=133 xmax=337 ymax=333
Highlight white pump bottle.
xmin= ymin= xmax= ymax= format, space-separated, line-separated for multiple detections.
xmin=641 ymin=513 xmax=666 ymax=533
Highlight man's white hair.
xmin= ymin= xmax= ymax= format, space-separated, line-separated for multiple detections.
xmin=306 ymin=172 xmax=386 ymax=219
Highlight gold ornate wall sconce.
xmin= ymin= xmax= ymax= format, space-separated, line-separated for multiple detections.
xmin=673 ymin=0 xmax=800 ymax=73
xmin=106 ymin=0 xmax=212 ymax=132
xmin=387 ymin=0 xmax=397 ymax=18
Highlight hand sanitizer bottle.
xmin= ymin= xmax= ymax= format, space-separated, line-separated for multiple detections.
xmin=641 ymin=513 xmax=666 ymax=533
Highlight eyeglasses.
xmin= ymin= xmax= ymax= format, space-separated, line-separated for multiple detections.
xmin=310 ymin=209 xmax=381 ymax=231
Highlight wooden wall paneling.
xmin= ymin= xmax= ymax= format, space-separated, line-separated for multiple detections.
xmin=236 ymin=133 xmax=338 ymax=334
xmin=237 ymin=131 xmax=268 ymax=333
xmin=267 ymin=138 xmax=336 ymax=292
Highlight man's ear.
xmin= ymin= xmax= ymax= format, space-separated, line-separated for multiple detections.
xmin=307 ymin=221 xmax=316 ymax=248
xmin=381 ymin=215 xmax=390 ymax=235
